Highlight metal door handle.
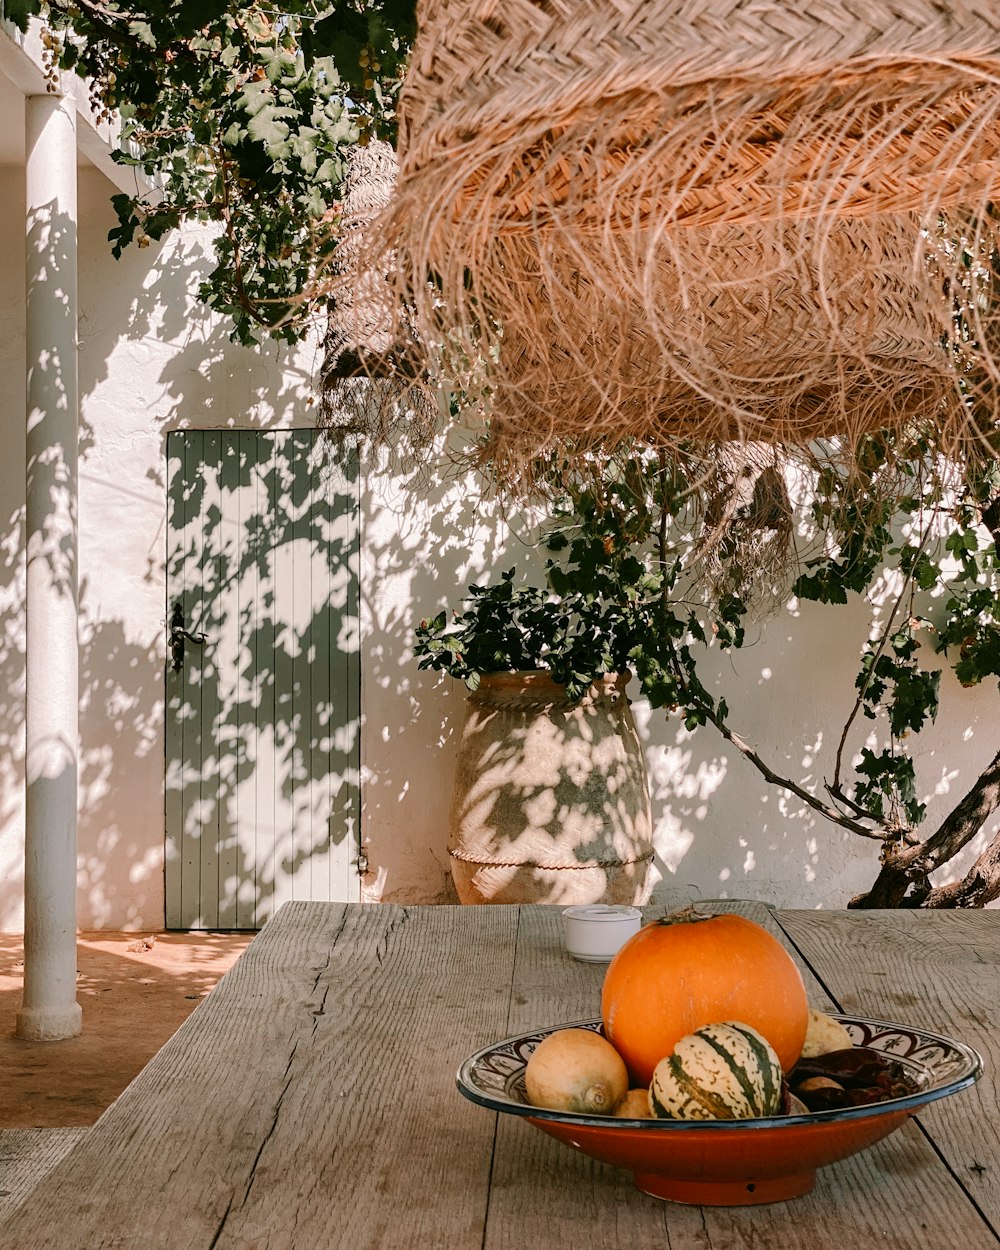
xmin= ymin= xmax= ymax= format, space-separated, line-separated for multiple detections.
xmin=169 ymin=602 xmax=208 ymax=671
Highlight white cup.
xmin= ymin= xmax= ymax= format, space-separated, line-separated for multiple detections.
xmin=562 ymin=904 xmax=642 ymax=963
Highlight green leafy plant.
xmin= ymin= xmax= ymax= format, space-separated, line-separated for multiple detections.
xmin=418 ymin=434 xmax=1000 ymax=908
xmin=8 ymin=1 xmax=417 ymax=345
xmin=414 ymin=574 xmax=626 ymax=701
xmin=414 ymin=516 xmax=652 ymax=703
xmin=415 ymin=451 xmax=742 ymax=712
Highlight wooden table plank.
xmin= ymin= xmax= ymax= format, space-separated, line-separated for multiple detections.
xmin=775 ymin=909 xmax=1000 ymax=1236
xmin=0 ymin=903 xmax=520 ymax=1250
xmin=483 ymin=904 xmax=669 ymax=1250
xmin=477 ymin=903 xmax=998 ymax=1250
xmin=214 ymin=904 xmax=519 ymax=1250
xmin=2 ymin=903 xmax=996 ymax=1250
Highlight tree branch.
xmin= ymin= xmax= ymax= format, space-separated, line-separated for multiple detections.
xmin=700 ymin=704 xmax=887 ymax=840
xmin=49 ymin=0 xmax=183 ymax=58
xmin=922 ymin=828 xmax=1000 ymax=908
xmin=825 ymin=779 xmax=884 ymax=820
xmin=61 ymin=0 xmax=133 ymax=25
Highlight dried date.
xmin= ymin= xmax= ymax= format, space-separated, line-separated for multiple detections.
xmin=787 ymin=1047 xmax=920 ymax=1113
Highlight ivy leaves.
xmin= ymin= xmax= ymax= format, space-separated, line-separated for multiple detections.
xmin=791 ymin=432 xmax=1000 ymax=834
xmin=13 ymin=1 xmax=417 ymax=344
xmin=856 ymin=626 xmax=940 ymax=738
xmin=415 ymin=452 xmax=746 ymax=722
xmin=938 ymin=545 xmax=1000 ymax=688
xmin=794 ymin=465 xmax=896 ymax=603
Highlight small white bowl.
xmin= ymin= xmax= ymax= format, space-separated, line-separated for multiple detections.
xmin=562 ymin=904 xmax=642 ymax=962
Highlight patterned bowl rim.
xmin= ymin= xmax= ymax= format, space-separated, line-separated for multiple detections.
xmin=455 ymin=1015 xmax=983 ymax=1130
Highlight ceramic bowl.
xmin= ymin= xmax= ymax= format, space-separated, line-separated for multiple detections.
xmin=456 ymin=1015 xmax=982 ymax=1206
xmin=562 ymin=905 xmax=642 ymax=962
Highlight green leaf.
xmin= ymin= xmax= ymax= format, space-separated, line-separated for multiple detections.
xmin=793 ymin=569 xmax=849 ymax=604
xmin=127 ymin=20 xmax=157 ymax=48
xmin=852 ymin=748 xmax=925 ymax=826
xmin=2 ymin=0 xmax=38 ymax=32
xmin=898 ymin=545 xmax=940 ymax=591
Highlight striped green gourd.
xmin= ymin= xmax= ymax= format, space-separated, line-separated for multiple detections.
xmin=649 ymin=1021 xmax=783 ymax=1120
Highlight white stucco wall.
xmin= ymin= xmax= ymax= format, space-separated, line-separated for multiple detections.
xmin=0 ymin=154 xmax=534 ymax=928
xmin=0 ymin=155 xmax=997 ymax=930
xmin=1 ymin=158 xmax=337 ymax=929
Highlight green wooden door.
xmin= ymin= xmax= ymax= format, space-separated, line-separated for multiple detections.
xmin=165 ymin=429 xmax=361 ymax=929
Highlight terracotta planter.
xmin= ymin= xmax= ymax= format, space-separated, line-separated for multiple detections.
xmin=448 ymin=671 xmax=653 ymax=905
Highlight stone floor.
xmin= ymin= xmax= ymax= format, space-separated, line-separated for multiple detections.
xmin=0 ymin=930 xmax=253 ymax=1128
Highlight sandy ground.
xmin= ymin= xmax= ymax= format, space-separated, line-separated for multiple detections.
xmin=0 ymin=931 xmax=253 ymax=1128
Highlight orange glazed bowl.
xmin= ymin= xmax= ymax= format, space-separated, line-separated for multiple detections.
xmin=456 ymin=1016 xmax=981 ymax=1206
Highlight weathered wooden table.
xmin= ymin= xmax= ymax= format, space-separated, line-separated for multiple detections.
xmin=1 ymin=902 xmax=997 ymax=1249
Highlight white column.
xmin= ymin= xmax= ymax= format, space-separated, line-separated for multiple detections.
xmin=17 ymin=93 xmax=82 ymax=1041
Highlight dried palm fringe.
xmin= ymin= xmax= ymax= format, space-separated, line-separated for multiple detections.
xmin=693 ymin=444 xmax=795 ymax=608
xmin=324 ymin=0 xmax=1000 ymax=483
xmin=320 ymin=140 xmax=437 ymax=457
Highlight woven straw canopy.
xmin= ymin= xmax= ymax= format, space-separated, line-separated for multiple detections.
xmin=349 ymin=0 xmax=1000 ymax=469
xmin=323 ymin=139 xmax=405 ymax=383
xmin=321 ymin=141 xmax=434 ymax=451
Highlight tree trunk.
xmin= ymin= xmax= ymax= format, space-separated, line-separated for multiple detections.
xmin=850 ymin=744 xmax=1000 ymax=908
xmin=922 ymin=830 xmax=1000 ymax=907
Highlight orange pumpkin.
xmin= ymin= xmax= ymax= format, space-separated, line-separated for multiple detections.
xmin=600 ymin=910 xmax=808 ymax=1086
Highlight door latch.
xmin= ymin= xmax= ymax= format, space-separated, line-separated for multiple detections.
xmin=169 ymin=602 xmax=208 ymax=671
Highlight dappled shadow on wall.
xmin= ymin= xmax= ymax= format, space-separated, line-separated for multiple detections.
xmin=3 ymin=192 xmax=362 ymax=929
xmin=75 ymin=614 xmax=166 ymax=928
xmin=447 ymin=674 xmax=653 ymax=906
xmin=78 ymin=184 xmax=313 ymax=437
xmin=354 ymin=437 xmax=533 ymax=905
xmin=0 ymin=517 xmax=167 ymax=930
